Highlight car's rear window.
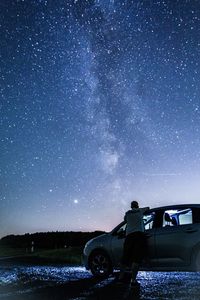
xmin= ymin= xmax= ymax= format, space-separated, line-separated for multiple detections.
xmin=163 ymin=208 xmax=193 ymax=227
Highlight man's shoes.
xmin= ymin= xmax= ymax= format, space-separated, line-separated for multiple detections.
xmin=116 ymin=276 xmax=128 ymax=284
xmin=130 ymin=280 xmax=140 ymax=289
xmin=115 ymin=273 xmax=129 ymax=284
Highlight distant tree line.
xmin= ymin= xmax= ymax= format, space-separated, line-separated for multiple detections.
xmin=0 ymin=231 xmax=105 ymax=249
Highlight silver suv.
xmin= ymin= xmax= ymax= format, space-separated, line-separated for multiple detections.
xmin=83 ymin=204 xmax=200 ymax=277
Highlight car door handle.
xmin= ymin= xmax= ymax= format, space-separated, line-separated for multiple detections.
xmin=185 ymin=228 xmax=198 ymax=233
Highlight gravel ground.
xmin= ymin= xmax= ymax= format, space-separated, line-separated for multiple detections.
xmin=1 ymin=262 xmax=200 ymax=300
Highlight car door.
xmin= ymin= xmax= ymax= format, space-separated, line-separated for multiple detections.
xmin=110 ymin=222 xmax=126 ymax=267
xmin=110 ymin=210 xmax=157 ymax=268
xmin=155 ymin=207 xmax=200 ymax=268
xmin=142 ymin=211 xmax=158 ymax=268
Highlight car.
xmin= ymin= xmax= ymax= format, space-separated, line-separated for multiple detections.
xmin=83 ymin=204 xmax=200 ymax=278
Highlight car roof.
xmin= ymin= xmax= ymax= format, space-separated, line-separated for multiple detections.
xmin=148 ymin=203 xmax=200 ymax=212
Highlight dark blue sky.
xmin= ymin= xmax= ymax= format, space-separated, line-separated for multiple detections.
xmin=1 ymin=0 xmax=200 ymax=237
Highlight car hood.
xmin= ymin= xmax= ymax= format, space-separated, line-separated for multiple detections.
xmin=87 ymin=233 xmax=109 ymax=244
xmin=84 ymin=233 xmax=110 ymax=252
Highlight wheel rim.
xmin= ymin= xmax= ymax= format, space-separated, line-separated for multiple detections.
xmin=90 ymin=253 xmax=110 ymax=276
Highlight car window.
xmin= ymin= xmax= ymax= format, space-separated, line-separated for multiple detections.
xmin=143 ymin=212 xmax=155 ymax=230
xmin=116 ymin=223 xmax=126 ymax=234
xmin=179 ymin=209 xmax=192 ymax=225
xmin=162 ymin=208 xmax=193 ymax=227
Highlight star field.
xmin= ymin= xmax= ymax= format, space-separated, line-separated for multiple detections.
xmin=1 ymin=0 xmax=200 ymax=237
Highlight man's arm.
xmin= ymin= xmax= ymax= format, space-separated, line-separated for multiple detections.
xmin=140 ymin=207 xmax=150 ymax=214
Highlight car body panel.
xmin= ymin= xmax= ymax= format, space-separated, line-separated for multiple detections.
xmin=110 ymin=233 xmax=124 ymax=267
xmin=155 ymin=223 xmax=200 ymax=268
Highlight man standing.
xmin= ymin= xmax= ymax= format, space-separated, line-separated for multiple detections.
xmin=119 ymin=200 xmax=149 ymax=288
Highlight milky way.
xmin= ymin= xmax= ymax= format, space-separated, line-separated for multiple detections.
xmin=1 ymin=0 xmax=200 ymax=237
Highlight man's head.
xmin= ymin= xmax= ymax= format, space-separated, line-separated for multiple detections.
xmin=131 ymin=200 xmax=139 ymax=209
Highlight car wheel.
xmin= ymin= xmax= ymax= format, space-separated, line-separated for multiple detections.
xmin=89 ymin=250 xmax=113 ymax=278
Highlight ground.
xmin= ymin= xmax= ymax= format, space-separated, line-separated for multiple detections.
xmin=1 ymin=258 xmax=200 ymax=300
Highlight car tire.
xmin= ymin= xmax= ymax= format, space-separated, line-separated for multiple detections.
xmin=89 ymin=250 xmax=113 ymax=278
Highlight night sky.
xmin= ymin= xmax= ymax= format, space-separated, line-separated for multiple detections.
xmin=1 ymin=0 xmax=200 ymax=238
